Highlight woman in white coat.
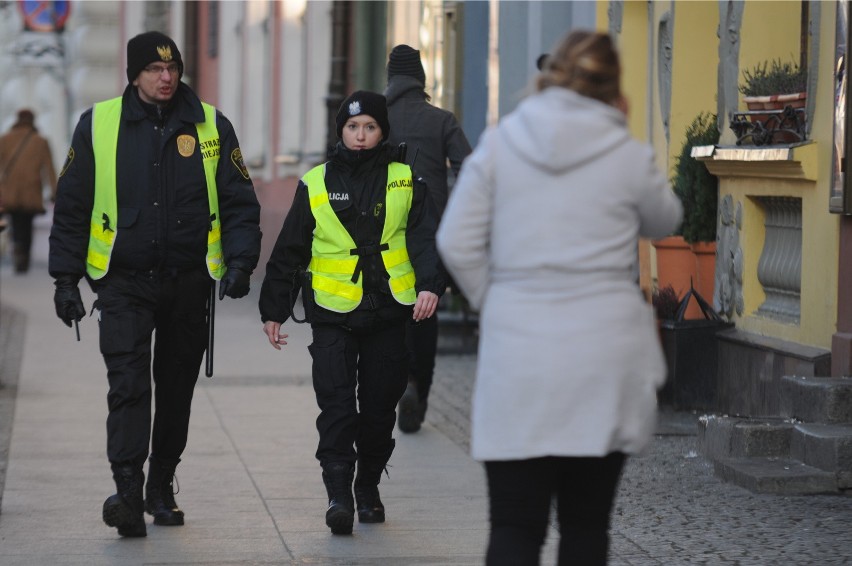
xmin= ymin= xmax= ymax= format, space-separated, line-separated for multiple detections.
xmin=437 ymin=31 xmax=682 ymax=565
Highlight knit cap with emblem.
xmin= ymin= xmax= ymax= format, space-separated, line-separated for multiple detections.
xmin=335 ymin=90 xmax=390 ymax=141
xmin=126 ymin=31 xmax=184 ymax=82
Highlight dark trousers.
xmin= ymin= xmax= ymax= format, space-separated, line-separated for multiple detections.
xmin=9 ymin=211 xmax=35 ymax=271
xmin=405 ymin=313 xmax=438 ymax=402
xmin=95 ymin=268 xmax=210 ymax=468
xmin=485 ymin=453 xmax=626 ymax=566
xmin=309 ymin=311 xmax=409 ymax=467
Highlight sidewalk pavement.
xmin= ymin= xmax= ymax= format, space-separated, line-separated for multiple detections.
xmin=1 ymin=214 xmax=851 ymax=565
xmin=0 ymin=212 xmax=556 ymax=565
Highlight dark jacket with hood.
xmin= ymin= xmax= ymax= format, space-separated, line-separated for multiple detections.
xmin=384 ymin=75 xmax=472 ymax=218
xmin=49 ymin=82 xmax=261 ymax=281
xmin=259 ymin=141 xmax=444 ymax=326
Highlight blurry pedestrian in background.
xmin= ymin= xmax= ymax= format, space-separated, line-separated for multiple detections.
xmin=383 ymin=44 xmax=471 ymax=433
xmin=49 ymin=31 xmax=261 ymax=538
xmin=0 ymin=109 xmax=57 ymax=273
xmin=437 ymin=30 xmax=682 ymax=565
xmin=260 ymin=90 xmax=444 ymax=535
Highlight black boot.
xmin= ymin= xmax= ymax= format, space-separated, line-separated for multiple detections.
xmin=321 ymin=462 xmax=355 ymax=535
xmin=354 ymin=460 xmax=387 ymax=523
xmin=397 ymin=379 xmax=421 ymax=433
xmin=145 ymin=457 xmax=185 ymax=526
xmin=13 ymin=250 xmax=29 ymax=274
xmin=103 ymin=463 xmax=146 ymax=537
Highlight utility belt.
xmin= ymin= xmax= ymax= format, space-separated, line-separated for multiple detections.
xmin=357 ymin=292 xmax=395 ymax=311
xmin=105 ymin=265 xmax=208 ymax=279
xmin=292 ymin=266 xmax=398 ymax=324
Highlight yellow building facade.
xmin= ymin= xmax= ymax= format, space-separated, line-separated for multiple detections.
xmin=605 ymin=1 xmax=848 ymax=416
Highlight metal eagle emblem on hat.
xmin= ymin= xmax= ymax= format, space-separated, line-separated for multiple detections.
xmin=157 ymin=45 xmax=173 ymax=61
xmin=348 ymin=100 xmax=361 ymax=116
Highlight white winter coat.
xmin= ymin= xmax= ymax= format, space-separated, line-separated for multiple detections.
xmin=437 ymin=87 xmax=683 ymax=461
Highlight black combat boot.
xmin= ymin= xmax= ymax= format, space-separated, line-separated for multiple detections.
xmin=103 ymin=463 xmax=146 ymax=537
xmin=321 ymin=462 xmax=355 ymax=535
xmin=13 ymin=249 xmax=29 ymax=274
xmin=145 ymin=457 xmax=185 ymax=526
xmin=397 ymin=379 xmax=421 ymax=433
xmin=354 ymin=460 xmax=387 ymax=523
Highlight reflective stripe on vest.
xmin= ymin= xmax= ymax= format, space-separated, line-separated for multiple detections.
xmin=88 ymin=98 xmax=224 ymax=280
xmin=302 ymin=161 xmax=416 ymax=313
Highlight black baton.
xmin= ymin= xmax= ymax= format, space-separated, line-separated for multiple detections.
xmin=205 ymin=279 xmax=215 ymax=377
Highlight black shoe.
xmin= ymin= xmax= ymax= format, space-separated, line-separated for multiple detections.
xmin=145 ymin=458 xmax=185 ymax=526
xmin=103 ymin=494 xmax=147 ymax=537
xmin=397 ymin=382 xmax=421 ymax=433
xmin=145 ymin=486 xmax=185 ymax=526
xmin=325 ymin=499 xmax=355 ymax=535
xmin=322 ymin=462 xmax=354 ymax=535
xmin=354 ymin=484 xmax=385 ymax=523
xmin=104 ymin=464 xmax=147 ymax=538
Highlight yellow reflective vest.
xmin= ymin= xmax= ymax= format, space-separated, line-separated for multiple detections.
xmin=302 ymin=161 xmax=417 ymax=312
xmin=87 ymin=97 xmax=225 ymax=280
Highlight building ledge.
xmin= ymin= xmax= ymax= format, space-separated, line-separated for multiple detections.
xmin=692 ymin=142 xmax=818 ymax=182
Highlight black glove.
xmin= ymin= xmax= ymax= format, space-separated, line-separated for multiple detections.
xmin=219 ymin=266 xmax=251 ymax=300
xmin=54 ymin=276 xmax=86 ymax=328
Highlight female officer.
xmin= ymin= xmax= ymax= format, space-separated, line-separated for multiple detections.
xmin=259 ymin=91 xmax=443 ymax=535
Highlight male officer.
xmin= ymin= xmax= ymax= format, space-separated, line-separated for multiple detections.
xmin=49 ymin=31 xmax=261 ymax=537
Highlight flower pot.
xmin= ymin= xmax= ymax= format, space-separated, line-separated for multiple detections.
xmin=743 ymin=92 xmax=806 ymax=113
xmin=690 ymin=241 xmax=717 ymax=311
xmin=653 ymin=235 xmax=702 ymax=319
xmin=742 ymin=92 xmax=807 ymax=144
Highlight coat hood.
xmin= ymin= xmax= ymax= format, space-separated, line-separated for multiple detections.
xmin=384 ymin=75 xmax=426 ymax=106
xmin=499 ymin=87 xmax=630 ymax=174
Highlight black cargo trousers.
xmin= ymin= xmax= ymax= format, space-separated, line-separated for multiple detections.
xmin=405 ymin=313 xmax=438 ymax=400
xmin=309 ymin=298 xmax=411 ymax=468
xmin=92 ymin=267 xmax=210 ymax=469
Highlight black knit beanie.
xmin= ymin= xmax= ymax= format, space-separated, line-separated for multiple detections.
xmin=335 ymin=90 xmax=390 ymax=141
xmin=126 ymin=31 xmax=183 ymax=82
xmin=387 ymin=44 xmax=425 ymax=84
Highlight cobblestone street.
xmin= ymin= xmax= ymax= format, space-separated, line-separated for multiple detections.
xmin=429 ymin=354 xmax=852 ymax=565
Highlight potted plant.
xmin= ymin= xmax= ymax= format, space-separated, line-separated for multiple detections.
xmin=654 ymin=112 xmax=719 ymax=319
xmin=737 ymin=58 xmax=807 ymax=144
xmin=673 ymin=112 xmax=720 ymax=313
xmin=739 ymin=58 xmax=807 ymax=109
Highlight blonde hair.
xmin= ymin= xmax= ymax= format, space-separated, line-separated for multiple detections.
xmin=536 ymin=30 xmax=621 ymax=105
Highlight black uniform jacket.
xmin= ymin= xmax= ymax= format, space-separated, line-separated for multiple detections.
xmin=259 ymin=142 xmax=445 ymax=325
xmin=49 ymin=83 xmax=261 ymax=281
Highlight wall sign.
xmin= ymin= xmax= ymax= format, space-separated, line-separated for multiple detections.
xmin=18 ymin=1 xmax=70 ymax=33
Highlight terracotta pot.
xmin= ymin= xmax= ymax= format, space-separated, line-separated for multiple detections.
xmin=690 ymin=241 xmax=717 ymax=313
xmin=652 ymin=235 xmax=701 ymax=319
xmin=743 ymin=92 xmax=807 ymax=144
xmin=743 ymin=92 xmax=806 ymax=114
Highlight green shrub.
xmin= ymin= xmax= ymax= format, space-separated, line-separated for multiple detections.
xmin=672 ymin=112 xmax=720 ymax=244
xmin=738 ymin=59 xmax=807 ymax=97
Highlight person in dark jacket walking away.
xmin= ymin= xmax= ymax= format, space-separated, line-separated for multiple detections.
xmin=0 ymin=108 xmax=57 ymax=273
xmin=384 ymin=44 xmax=472 ymax=433
xmin=49 ymin=31 xmax=261 ymax=538
xmin=259 ymin=90 xmax=444 ymax=535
